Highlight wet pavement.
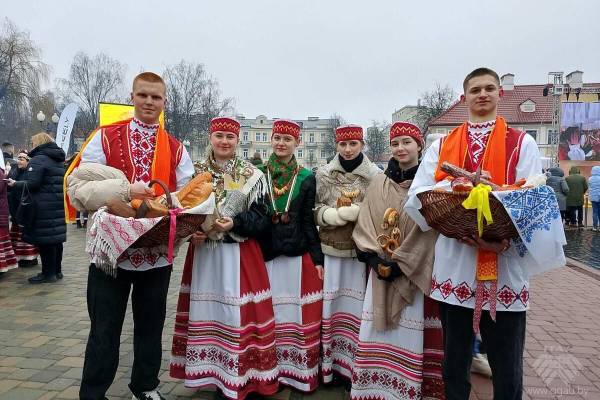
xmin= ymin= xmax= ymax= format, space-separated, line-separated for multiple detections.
xmin=564 ymin=228 xmax=600 ymax=269
xmin=1 ymin=225 xmax=599 ymax=399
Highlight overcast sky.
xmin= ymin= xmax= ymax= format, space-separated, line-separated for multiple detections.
xmin=5 ymin=0 xmax=600 ymax=127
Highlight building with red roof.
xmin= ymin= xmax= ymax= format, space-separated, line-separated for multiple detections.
xmin=427 ymin=73 xmax=600 ymax=162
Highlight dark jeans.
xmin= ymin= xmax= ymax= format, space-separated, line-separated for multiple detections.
xmin=439 ymin=302 xmax=526 ymax=400
xmin=592 ymin=201 xmax=600 ymax=228
xmin=80 ymin=264 xmax=172 ymax=400
xmin=567 ymin=205 xmax=584 ymax=225
xmin=38 ymin=243 xmax=63 ymax=277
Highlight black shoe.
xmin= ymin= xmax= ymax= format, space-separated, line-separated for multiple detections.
xmin=28 ymin=274 xmax=58 ymax=284
xmin=132 ymin=390 xmax=166 ymax=400
xmin=57 ymin=272 xmax=63 ymax=280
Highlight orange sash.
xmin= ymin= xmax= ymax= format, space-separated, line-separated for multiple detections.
xmin=63 ymin=118 xmax=172 ymax=223
xmin=434 ymin=116 xmax=508 ymax=186
xmin=434 ymin=116 xmax=509 ymax=330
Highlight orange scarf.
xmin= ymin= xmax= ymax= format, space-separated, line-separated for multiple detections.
xmin=434 ymin=116 xmax=509 ymax=331
xmin=63 ymin=118 xmax=172 ymax=223
xmin=434 ymin=116 xmax=508 ymax=186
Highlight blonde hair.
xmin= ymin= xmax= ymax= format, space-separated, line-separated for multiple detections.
xmin=30 ymin=132 xmax=54 ymax=149
xmin=133 ymin=72 xmax=166 ymax=94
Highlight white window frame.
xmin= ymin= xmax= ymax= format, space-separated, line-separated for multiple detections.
xmin=243 ymin=148 xmax=249 ymax=159
xmin=297 ymin=149 xmax=304 ymax=158
xmin=243 ymin=131 xmax=248 ymax=141
xmin=309 ymin=132 xmax=315 ymax=143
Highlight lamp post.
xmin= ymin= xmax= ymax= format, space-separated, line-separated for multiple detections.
xmin=36 ymin=111 xmax=60 ymax=133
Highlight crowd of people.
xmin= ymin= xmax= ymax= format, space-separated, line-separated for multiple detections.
xmin=0 ymin=137 xmax=66 ymax=282
xmin=547 ymin=164 xmax=600 ymax=230
xmin=0 ymin=67 xmax=567 ymax=400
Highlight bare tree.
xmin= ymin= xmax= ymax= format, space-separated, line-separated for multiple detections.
xmin=324 ymin=113 xmax=345 ymax=159
xmin=0 ymin=19 xmax=48 ymax=144
xmin=58 ymin=52 xmax=126 ymax=133
xmin=416 ymin=82 xmax=456 ymax=134
xmin=163 ymin=60 xmax=233 ymax=146
xmin=365 ymin=121 xmax=389 ymax=163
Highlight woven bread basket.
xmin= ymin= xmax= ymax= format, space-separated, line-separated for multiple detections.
xmin=417 ymin=190 xmax=518 ymax=241
xmin=130 ymin=179 xmax=206 ymax=248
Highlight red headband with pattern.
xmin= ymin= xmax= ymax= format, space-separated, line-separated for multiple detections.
xmin=389 ymin=121 xmax=423 ymax=147
xmin=210 ymin=117 xmax=240 ymax=136
xmin=272 ymin=119 xmax=301 ymax=139
xmin=335 ymin=125 xmax=363 ymax=142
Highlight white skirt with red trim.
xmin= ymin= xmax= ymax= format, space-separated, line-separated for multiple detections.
xmin=170 ymin=240 xmax=278 ymax=400
xmin=321 ymin=255 xmax=368 ymax=383
xmin=265 ymin=253 xmax=323 ymax=392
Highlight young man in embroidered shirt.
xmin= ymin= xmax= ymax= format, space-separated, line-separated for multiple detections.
xmin=405 ymin=68 xmax=544 ymax=400
xmin=66 ymin=72 xmax=194 ymax=400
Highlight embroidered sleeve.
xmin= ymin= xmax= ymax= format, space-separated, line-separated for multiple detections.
xmin=80 ymin=129 xmax=107 ymax=165
xmin=515 ymin=134 xmax=542 ymax=180
xmin=175 ymin=146 xmax=194 ymax=190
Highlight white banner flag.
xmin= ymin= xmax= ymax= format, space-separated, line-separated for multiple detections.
xmin=55 ymin=103 xmax=79 ymax=154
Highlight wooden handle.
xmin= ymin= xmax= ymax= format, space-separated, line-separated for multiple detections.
xmin=440 ymin=162 xmax=500 ymax=190
xmin=148 ymin=179 xmax=173 ymax=208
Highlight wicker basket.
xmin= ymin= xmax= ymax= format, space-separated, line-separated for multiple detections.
xmin=129 ymin=179 xmax=206 ymax=248
xmin=417 ymin=190 xmax=518 ymax=241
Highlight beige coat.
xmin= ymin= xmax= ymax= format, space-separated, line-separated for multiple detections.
xmin=315 ymin=155 xmax=381 ymax=257
xmin=67 ymin=163 xmax=131 ymax=212
xmin=352 ymin=174 xmax=438 ymax=330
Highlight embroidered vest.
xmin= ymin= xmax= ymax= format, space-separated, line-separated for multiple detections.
xmin=100 ymin=122 xmax=183 ymax=191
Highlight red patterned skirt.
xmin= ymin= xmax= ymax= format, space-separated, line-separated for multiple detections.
xmin=10 ymin=223 xmax=38 ymax=261
xmin=265 ymin=253 xmax=323 ymax=392
xmin=350 ymin=270 xmax=445 ymax=400
xmin=170 ymin=241 xmax=278 ymax=399
xmin=0 ymin=226 xmax=17 ymax=273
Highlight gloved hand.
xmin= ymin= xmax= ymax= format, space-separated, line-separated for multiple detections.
xmin=337 ymin=204 xmax=360 ymax=222
xmin=323 ymin=207 xmax=347 ymax=226
xmin=366 ymin=255 xmax=403 ymax=282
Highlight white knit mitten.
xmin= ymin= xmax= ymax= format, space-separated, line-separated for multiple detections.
xmin=337 ymin=204 xmax=360 ymax=222
xmin=323 ymin=207 xmax=347 ymax=226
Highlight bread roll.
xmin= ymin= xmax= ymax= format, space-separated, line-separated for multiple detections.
xmin=177 ymin=172 xmax=214 ymax=209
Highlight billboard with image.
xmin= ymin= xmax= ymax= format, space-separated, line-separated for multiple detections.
xmin=559 ymin=101 xmax=600 ymax=161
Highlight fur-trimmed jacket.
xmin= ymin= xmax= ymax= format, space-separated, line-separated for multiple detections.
xmin=314 ymin=154 xmax=381 ymax=257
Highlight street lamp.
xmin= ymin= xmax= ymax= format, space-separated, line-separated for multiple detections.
xmin=36 ymin=111 xmax=60 ymax=133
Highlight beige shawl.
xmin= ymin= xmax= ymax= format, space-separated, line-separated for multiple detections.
xmin=352 ymin=174 xmax=438 ymax=330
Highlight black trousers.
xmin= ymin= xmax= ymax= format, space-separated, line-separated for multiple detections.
xmin=38 ymin=243 xmax=63 ymax=277
xmin=79 ymin=264 xmax=172 ymax=400
xmin=438 ymin=302 xmax=526 ymax=400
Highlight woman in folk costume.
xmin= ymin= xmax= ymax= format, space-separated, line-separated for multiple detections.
xmin=257 ymin=119 xmax=324 ymax=393
xmin=350 ymin=122 xmax=444 ymax=400
xmin=170 ymin=117 xmax=278 ymax=400
xmin=0 ymin=150 xmax=18 ymax=275
xmin=8 ymin=150 xmax=38 ymax=268
xmin=315 ymin=125 xmax=381 ymax=384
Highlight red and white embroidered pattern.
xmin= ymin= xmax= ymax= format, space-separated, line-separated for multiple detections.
xmin=129 ymin=118 xmax=158 ymax=183
xmin=431 ymin=275 xmax=530 ymax=309
xmin=467 ymin=120 xmax=495 ymax=167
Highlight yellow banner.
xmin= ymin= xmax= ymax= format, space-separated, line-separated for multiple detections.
xmin=98 ymin=102 xmax=165 ymax=127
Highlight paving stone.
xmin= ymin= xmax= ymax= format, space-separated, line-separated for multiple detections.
xmin=54 ymin=357 xmax=84 ymax=368
xmin=15 ymin=358 xmax=55 ymax=369
xmin=7 ymin=368 xmax=40 ymax=380
xmin=1 ymin=387 xmax=46 ymax=400
xmin=44 ymin=378 xmax=77 ymax=391
xmin=0 ymin=380 xmax=20 ymax=394
xmin=30 ymin=369 xmax=64 ymax=383
xmin=56 ymin=385 xmax=79 ymax=399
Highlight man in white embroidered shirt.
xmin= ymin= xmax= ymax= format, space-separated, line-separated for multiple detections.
xmin=405 ymin=67 xmax=565 ymax=400
xmin=67 ymin=72 xmax=194 ymax=400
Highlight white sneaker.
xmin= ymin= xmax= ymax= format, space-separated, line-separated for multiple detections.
xmin=471 ymin=353 xmax=493 ymax=378
xmin=132 ymin=390 xmax=165 ymax=400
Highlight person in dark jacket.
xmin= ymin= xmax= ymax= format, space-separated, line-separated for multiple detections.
xmin=7 ymin=150 xmax=39 ymax=267
xmin=546 ymin=167 xmax=569 ymax=222
xmin=258 ymin=119 xmax=324 ymax=393
xmin=565 ymin=166 xmax=588 ymax=227
xmin=2 ymin=142 xmax=17 ymax=171
xmin=7 ymin=133 xmax=66 ymax=283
